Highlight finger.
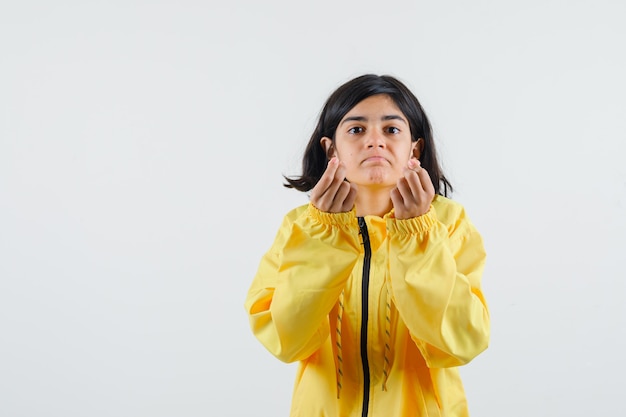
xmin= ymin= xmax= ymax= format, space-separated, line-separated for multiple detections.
xmin=321 ymin=161 xmax=348 ymax=203
xmin=330 ymin=181 xmax=352 ymax=212
xmin=396 ymin=176 xmax=416 ymax=206
xmin=341 ymin=183 xmax=358 ymax=212
xmin=390 ymin=187 xmax=405 ymax=213
xmin=402 ymin=169 xmax=424 ymax=203
xmin=312 ymin=160 xmax=349 ymax=212
xmin=310 ymin=158 xmax=340 ymax=203
xmin=406 ymin=158 xmax=426 ymax=191
xmin=416 ymin=167 xmax=435 ymax=197
xmin=408 ymin=158 xmax=420 ymax=171
xmin=314 ymin=158 xmax=340 ymax=194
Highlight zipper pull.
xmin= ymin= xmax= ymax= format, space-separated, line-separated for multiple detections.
xmin=358 ymin=217 xmax=369 ymax=244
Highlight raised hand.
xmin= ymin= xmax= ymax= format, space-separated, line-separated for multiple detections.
xmin=390 ymin=158 xmax=435 ymax=220
xmin=309 ymin=157 xmax=357 ymax=213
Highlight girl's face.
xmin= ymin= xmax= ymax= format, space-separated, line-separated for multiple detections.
xmin=322 ymin=94 xmax=421 ymax=190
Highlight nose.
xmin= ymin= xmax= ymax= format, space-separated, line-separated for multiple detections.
xmin=365 ymin=131 xmax=386 ymax=148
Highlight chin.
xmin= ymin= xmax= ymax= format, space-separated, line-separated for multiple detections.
xmin=365 ymin=172 xmax=396 ymax=187
xmin=351 ymin=168 xmax=399 ymax=188
xmin=368 ymin=166 xmax=397 ymax=180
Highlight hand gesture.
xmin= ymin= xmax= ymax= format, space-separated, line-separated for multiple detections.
xmin=390 ymin=158 xmax=435 ymax=220
xmin=310 ymin=157 xmax=357 ymax=213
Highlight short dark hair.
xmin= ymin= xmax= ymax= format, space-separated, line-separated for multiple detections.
xmin=284 ymin=74 xmax=452 ymax=197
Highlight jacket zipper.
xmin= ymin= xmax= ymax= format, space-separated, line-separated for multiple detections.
xmin=358 ymin=217 xmax=372 ymax=417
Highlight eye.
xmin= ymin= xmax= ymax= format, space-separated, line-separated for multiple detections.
xmin=385 ymin=126 xmax=401 ymax=134
xmin=347 ymin=126 xmax=364 ymax=134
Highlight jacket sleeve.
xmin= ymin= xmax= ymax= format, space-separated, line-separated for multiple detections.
xmin=244 ymin=204 xmax=361 ymax=363
xmin=386 ymin=202 xmax=490 ymax=368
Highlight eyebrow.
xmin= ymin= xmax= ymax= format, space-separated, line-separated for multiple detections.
xmin=340 ymin=115 xmax=408 ymax=125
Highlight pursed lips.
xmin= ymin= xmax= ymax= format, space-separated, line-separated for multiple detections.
xmin=362 ymin=155 xmax=389 ymax=164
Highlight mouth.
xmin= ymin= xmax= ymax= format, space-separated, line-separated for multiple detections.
xmin=362 ymin=156 xmax=388 ymax=164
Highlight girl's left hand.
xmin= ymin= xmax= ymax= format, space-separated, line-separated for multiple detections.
xmin=390 ymin=158 xmax=435 ymax=220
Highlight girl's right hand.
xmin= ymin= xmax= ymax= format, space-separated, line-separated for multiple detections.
xmin=309 ymin=157 xmax=357 ymax=213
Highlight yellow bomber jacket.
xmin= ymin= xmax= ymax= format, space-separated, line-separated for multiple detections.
xmin=245 ymin=195 xmax=490 ymax=417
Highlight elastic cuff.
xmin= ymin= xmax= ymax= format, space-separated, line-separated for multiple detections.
xmin=386 ymin=206 xmax=437 ymax=235
xmin=306 ymin=203 xmax=357 ymax=227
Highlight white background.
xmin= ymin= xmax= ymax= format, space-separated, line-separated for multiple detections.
xmin=1 ymin=1 xmax=625 ymax=416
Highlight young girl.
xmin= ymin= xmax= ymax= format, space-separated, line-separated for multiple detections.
xmin=244 ymin=74 xmax=490 ymax=417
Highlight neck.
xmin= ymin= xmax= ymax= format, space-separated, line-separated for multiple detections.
xmin=354 ymin=186 xmax=393 ymax=217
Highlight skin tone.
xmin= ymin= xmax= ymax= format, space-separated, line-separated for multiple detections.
xmin=309 ymin=94 xmax=435 ymax=219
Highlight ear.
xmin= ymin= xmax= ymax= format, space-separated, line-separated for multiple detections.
xmin=320 ymin=136 xmax=336 ymax=159
xmin=411 ymin=138 xmax=425 ymax=160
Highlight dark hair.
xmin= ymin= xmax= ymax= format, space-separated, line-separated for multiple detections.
xmin=284 ymin=74 xmax=452 ymax=197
